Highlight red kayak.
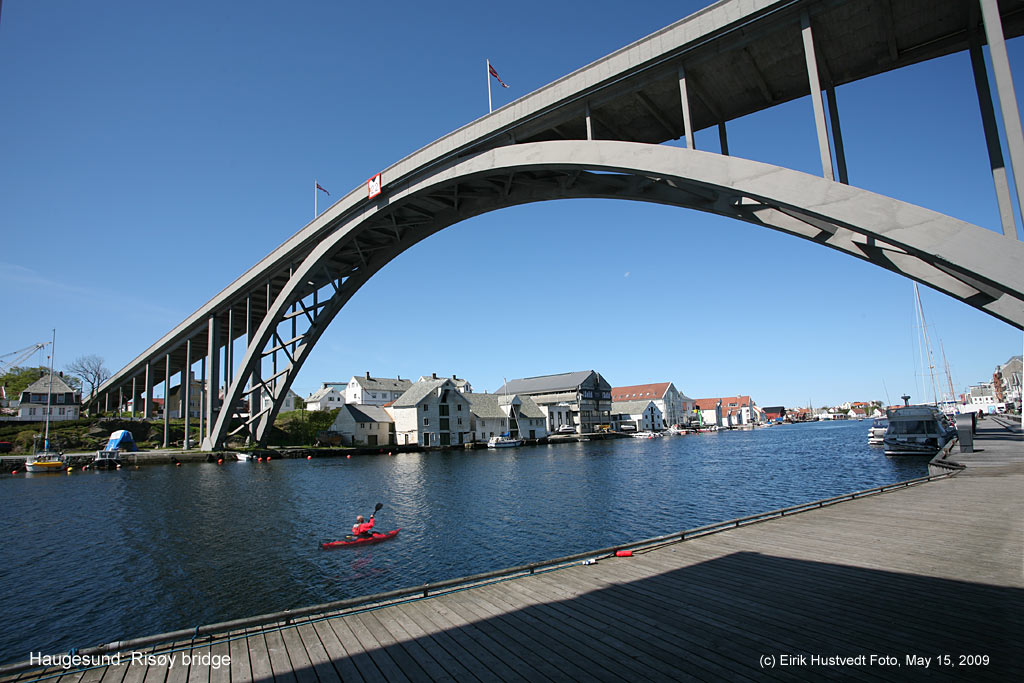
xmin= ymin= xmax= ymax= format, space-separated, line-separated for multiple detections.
xmin=320 ymin=529 xmax=400 ymax=550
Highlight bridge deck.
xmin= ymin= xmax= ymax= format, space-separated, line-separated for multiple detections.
xmin=6 ymin=420 xmax=1022 ymax=682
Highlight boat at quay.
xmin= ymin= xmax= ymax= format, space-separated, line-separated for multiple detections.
xmin=883 ymin=404 xmax=957 ymax=456
xmin=0 ymin=420 xmax=930 ymax=664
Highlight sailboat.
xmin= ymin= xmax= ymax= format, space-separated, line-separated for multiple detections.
xmin=24 ymin=330 xmax=66 ymax=473
xmin=488 ymin=390 xmax=524 ymax=448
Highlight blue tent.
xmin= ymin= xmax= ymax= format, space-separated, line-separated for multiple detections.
xmin=105 ymin=430 xmax=137 ymax=452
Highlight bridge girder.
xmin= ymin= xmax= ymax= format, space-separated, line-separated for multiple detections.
xmin=200 ymin=140 xmax=1024 ymax=450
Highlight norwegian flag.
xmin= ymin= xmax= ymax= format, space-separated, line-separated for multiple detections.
xmin=488 ymin=63 xmax=509 ymax=88
xmin=316 ymin=183 xmax=330 ymax=196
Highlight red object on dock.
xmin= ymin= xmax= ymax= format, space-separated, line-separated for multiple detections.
xmin=615 ymin=550 xmax=633 ymax=557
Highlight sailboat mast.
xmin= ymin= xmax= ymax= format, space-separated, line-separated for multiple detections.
xmin=913 ymin=284 xmax=940 ymax=405
xmin=941 ymin=341 xmax=956 ymax=406
xmin=44 ymin=328 xmax=55 ymax=451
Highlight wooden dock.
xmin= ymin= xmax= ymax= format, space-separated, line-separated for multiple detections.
xmin=4 ymin=419 xmax=1022 ymax=681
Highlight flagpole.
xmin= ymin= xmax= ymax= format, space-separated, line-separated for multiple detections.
xmin=314 ymin=179 xmax=318 ymax=219
xmin=486 ymin=59 xmax=492 ymax=114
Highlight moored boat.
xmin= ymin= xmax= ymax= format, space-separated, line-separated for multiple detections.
xmin=883 ymin=405 xmax=956 ymax=456
xmin=92 ymin=450 xmax=122 ymax=469
xmin=488 ymin=435 xmax=524 ymax=448
xmin=24 ymin=453 xmax=65 ymax=473
xmin=868 ymin=418 xmax=887 ymax=446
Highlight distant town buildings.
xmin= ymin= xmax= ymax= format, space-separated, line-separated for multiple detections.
xmin=694 ymin=395 xmax=758 ymax=427
xmin=611 ymin=382 xmax=692 ymax=427
xmin=496 ymin=371 xmax=612 ymax=434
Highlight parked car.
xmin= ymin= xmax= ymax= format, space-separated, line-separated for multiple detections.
xmin=556 ymin=424 xmax=575 ymax=434
xmin=0 ymin=441 xmax=12 ymax=453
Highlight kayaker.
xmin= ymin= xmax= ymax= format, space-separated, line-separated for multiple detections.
xmin=352 ymin=513 xmax=375 ymax=538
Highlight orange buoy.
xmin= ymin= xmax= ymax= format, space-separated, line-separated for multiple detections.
xmin=176 ymin=462 xmax=182 ymax=467
xmin=11 ymin=469 xmax=17 ymax=475
xmin=346 ymin=454 xmax=351 ymax=459
xmin=217 ymin=458 xmax=223 ymax=464
xmin=615 ymin=550 xmax=633 ymax=557
xmin=266 ymin=455 xmax=271 ymax=461
xmin=306 ymin=455 xmax=312 ymax=460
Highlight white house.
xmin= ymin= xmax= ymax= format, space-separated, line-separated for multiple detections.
xmin=392 ymin=377 xmax=472 ymax=447
xmin=262 ymin=389 xmax=301 ymax=414
xmin=305 ymin=384 xmax=344 ymax=411
xmin=17 ymin=374 xmax=81 ymax=422
xmin=419 ymin=374 xmax=473 ymax=393
xmin=495 ymin=371 xmax=612 ymax=434
xmin=330 ymin=404 xmax=394 ymax=446
xmin=344 ymin=373 xmax=413 ymax=406
xmin=466 ymin=393 xmax=548 ymax=441
xmin=611 ymin=399 xmax=664 ymax=432
xmin=611 ymin=382 xmax=693 ymax=427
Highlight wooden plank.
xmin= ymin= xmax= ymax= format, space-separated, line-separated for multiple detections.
xmin=369 ymin=603 xmax=480 ymax=682
xmin=184 ymin=643 xmax=210 ymax=683
xmin=163 ymin=646 xmax=190 ymax=683
xmin=458 ymin=587 xmax=636 ymax=682
xmin=293 ymin=621 xmax=342 ymax=683
xmin=276 ymin=625 xmax=317 ymax=683
xmin=226 ymin=632 xmax=252 ymax=683
xmin=515 ymin=570 xmax=824 ymax=683
xmin=347 ymin=611 xmax=431 ymax=682
xmin=481 ymin=573 xmax=762 ymax=683
xmin=400 ymin=599 xmax=527 ymax=682
xmin=241 ymin=630 xmax=273 ymax=683
xmin=323 ymin=614 xmax=389 ymax=683
xmin=398 ymin=600 xmax=493 ymax=682
xmin=262 ymin=628 xmax=297 ymax=683
xmin=431 ymin=594 xmax=562 ymax=682
xmin=494 ymin=578 xmax=699 ymax=683
xmin=310 ymin=617 xmax=365 ymax=683
xmin=357 ymin=609 xmax=456 ymax=682
xmin=207 ymin=638 xmax=231 ymax=683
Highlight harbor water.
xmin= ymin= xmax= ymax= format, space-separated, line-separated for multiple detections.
xmin=0 ymin=420 xmax=929 ymax=665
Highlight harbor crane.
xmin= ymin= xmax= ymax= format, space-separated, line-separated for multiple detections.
xmin=0 ymin=341 xmax=51 ymax=375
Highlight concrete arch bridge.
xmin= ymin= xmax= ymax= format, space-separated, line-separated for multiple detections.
xmin=92 ymin=0 xmax=1024 ymax=450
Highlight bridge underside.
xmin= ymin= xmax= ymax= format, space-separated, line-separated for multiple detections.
xmin=89 ymin=0 xmax=1024 ymax=450
xmin=163 ymin=141 xmax=1022 ymax=449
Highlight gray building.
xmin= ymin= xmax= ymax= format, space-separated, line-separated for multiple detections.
xmin=495 ymin=370 xmax=612 ymax=434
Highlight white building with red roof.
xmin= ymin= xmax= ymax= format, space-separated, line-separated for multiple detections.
xmin=611 ymin=382 xmax=693 ymax=428
xmin=694 ymin=395 xmax=758 ymax=427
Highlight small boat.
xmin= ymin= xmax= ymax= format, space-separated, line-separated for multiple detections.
xmin=487 ymin=435 xmax=523 ymax=448
xmin=320 ymin=529 xmax=401 ymax=549
xmin=631 ymin=431 xmax=662 ymax=438
xmin=92 ymin=450 xmax=122 ymax=470
xmin=867 ymin=418 xmax=888 ymax=446
xmin=883 ymin=405 xmax=956 ymax=456
xmin=24 ymin=453 xmax=65 ymax=473
xmin=236 ymin=452 xmax=258 ymax=461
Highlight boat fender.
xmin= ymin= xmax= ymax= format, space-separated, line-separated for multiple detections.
xmin=581 ymin=559 xmax=597 ymax=566
xmin=217 ymin=458 xmax=223 ymax=465
xmin=307 ymin=455 xmax=312 ymax=460
xmin=266 ymin=456 xmax=272 ymax=461
xmin=10 ymin=470 xmax=16 ymax=475
xmin=66 ymin=467 xmax=73 ymax=472
xmin=257 ymin=457 xmax=263 ymax=462
xmin=615 ymin=550 xmax=633 ymax=557
xmin=176 ymin=462 xmax=182 ymax=467
xmin=346 ymin=455 xmax=351 ymax=459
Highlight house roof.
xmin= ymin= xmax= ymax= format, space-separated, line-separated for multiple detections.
xmin=353 ymin=375 xmax=413 ymax=393
xmin=694 ymin=396 xmax=752 ymax=410
xmin=612 ymin=399 xmax=658 ymax=416
xmin=496 ymin=370 xmax=607 ymax=395
xmin=467 ymin=393 xmax=545 ymax=419
xmin=340 ymin=404 xmax=393 ymax=423
xmin=23 ymin=374 xmax=79 ymax=398
xmin=611 ymin=383 xmax=671 ymax=402
xmin=393 ymin=378 xmax=470 ymax=408
xmin=306 ymin=386 xmax=341 ymax=402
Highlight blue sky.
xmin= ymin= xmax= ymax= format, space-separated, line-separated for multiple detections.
xmin=1 ymin=0 xmax=1022 ymax=409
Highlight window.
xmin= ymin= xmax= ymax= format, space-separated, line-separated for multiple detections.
xmin=457 ymin=403 xmax=462 ymax=411
xmin=57 ymin=395 xmax=65 ymax=404
xmin=439 ymin=404 xmax=449 ymax=416
xmin=457 ymin=417 xmax=463 ymax=425
xmin=423 ymin=418 xmax=429 ymax=426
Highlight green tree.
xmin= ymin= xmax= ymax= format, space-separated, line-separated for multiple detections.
xmin=0 ymin=366 xmax=48 ymax=398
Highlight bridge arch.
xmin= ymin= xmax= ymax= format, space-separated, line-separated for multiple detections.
xmin=206 ymin=140 xmax=1024 ymax=449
